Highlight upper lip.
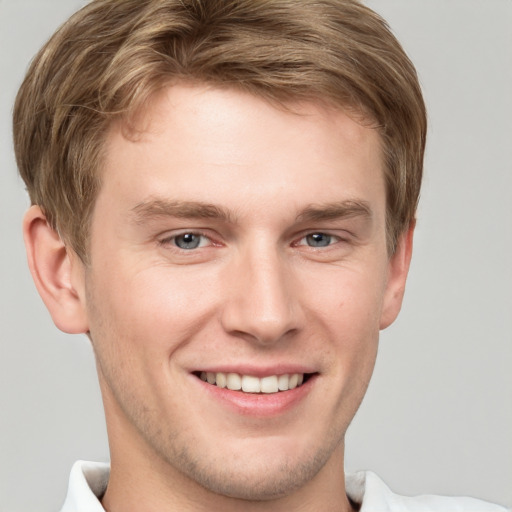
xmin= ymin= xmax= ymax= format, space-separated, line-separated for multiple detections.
xmin=191 ymin=364 xmax=317 ymax=378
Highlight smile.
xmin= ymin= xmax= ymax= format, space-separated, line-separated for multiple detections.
xmin=197 ymin=372 xmax=307 ymax=394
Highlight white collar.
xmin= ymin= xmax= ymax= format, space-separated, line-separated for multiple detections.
xmin=60 ymin=460 xmax=109 ymax=512
xmin=60 ymin=460 xmax=506 ymax=511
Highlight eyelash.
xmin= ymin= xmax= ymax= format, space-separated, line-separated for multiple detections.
xmin=158 ymin=230 xmax=346 ymax=252
xmin=295 ymin=232 xmax=342 ymax=248
xmin=158 ymin=231 xmax=213 ymax=251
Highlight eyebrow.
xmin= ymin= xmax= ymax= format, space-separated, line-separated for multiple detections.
xmin=131 ymin=199 xmax=237 ymax=224
xmin=295 ymin=200 xmax=372 ymax=224
xmin=130 ymin=197 xmax=372 ymax=226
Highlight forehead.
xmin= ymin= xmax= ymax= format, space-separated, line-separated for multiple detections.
xmin=99 ymin=83 xmax=385 ymax=224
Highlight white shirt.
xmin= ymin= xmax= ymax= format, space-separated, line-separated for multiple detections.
xmin=60 ymin=460 xmax=509 ymax=511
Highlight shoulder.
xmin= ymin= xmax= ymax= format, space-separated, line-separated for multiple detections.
xmin=346 ymin=471 xmax=509 ymax=512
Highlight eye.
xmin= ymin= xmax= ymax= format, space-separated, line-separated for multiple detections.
xmin=302 ymin=233 xmax=338 ymax=248
xmin=171 ymin=233 xmax=209 ymax=250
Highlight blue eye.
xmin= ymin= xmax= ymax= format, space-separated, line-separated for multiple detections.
xmin=174 ymin=233 xmax=204 ymax=250
xmin=305 ymin=233 xmax=333 ymax=247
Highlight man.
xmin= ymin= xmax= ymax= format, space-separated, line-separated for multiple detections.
xmin=11 ymin=0 xmax=509 ymax=510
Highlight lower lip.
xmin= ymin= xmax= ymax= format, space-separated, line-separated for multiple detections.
xmin=194 ymin=375 xmax=316 ymax=417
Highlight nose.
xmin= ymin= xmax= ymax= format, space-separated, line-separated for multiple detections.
xmin=220 ymin=244 xmax=302 ymax=346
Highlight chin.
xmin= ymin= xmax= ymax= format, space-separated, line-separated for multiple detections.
xmin=187 ymin=462 xmax=314 ymax=501
xmin=167 ymin=436 xmax=340 ymax=501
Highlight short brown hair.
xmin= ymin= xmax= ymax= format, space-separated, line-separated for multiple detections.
xmin=13 ymin=0 xmax=426 ymax=260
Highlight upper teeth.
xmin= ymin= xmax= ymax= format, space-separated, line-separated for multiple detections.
xmin=199 ymin=372 xmax=304 ymax=393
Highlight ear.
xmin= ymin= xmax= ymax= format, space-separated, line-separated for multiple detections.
xmin=23 ymin=205 xmax=89 ymax=334
xmin=379 ymin=222 xmax=415 ymax=330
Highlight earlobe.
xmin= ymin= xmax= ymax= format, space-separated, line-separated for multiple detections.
xmin=23 ymin=205 xmax=89 ymax=334
xmin=379 ymin=223 xmax=415 ymax=330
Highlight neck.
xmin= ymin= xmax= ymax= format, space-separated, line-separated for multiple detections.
xmin=102 ymin=446 xmax=355 ymax=512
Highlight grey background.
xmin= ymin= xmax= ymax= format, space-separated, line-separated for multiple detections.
xmin=1 ymin=1 xmax=511 ymax=510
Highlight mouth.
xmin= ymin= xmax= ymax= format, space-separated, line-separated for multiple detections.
xmin=194 ymin=371 xmax=313 ymax=394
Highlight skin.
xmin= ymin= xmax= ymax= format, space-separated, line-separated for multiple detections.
xmin=24 ymin=83 xmax=413 ymax=511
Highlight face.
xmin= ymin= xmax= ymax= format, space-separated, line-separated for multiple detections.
xmin=77 ymin=84 xmax=409 ymax=500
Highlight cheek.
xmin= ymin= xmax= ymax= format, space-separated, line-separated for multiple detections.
xmin=303 ymin=263 xmax=387 ymax=328
xmin=85 ymin=263 xmax=220 ymax=358
xmin=301 ymin=264 xmax=385 ymax=377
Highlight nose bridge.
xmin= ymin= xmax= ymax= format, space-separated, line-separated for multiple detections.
xmin=221 ymin=239 xmax=299 ymax=344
